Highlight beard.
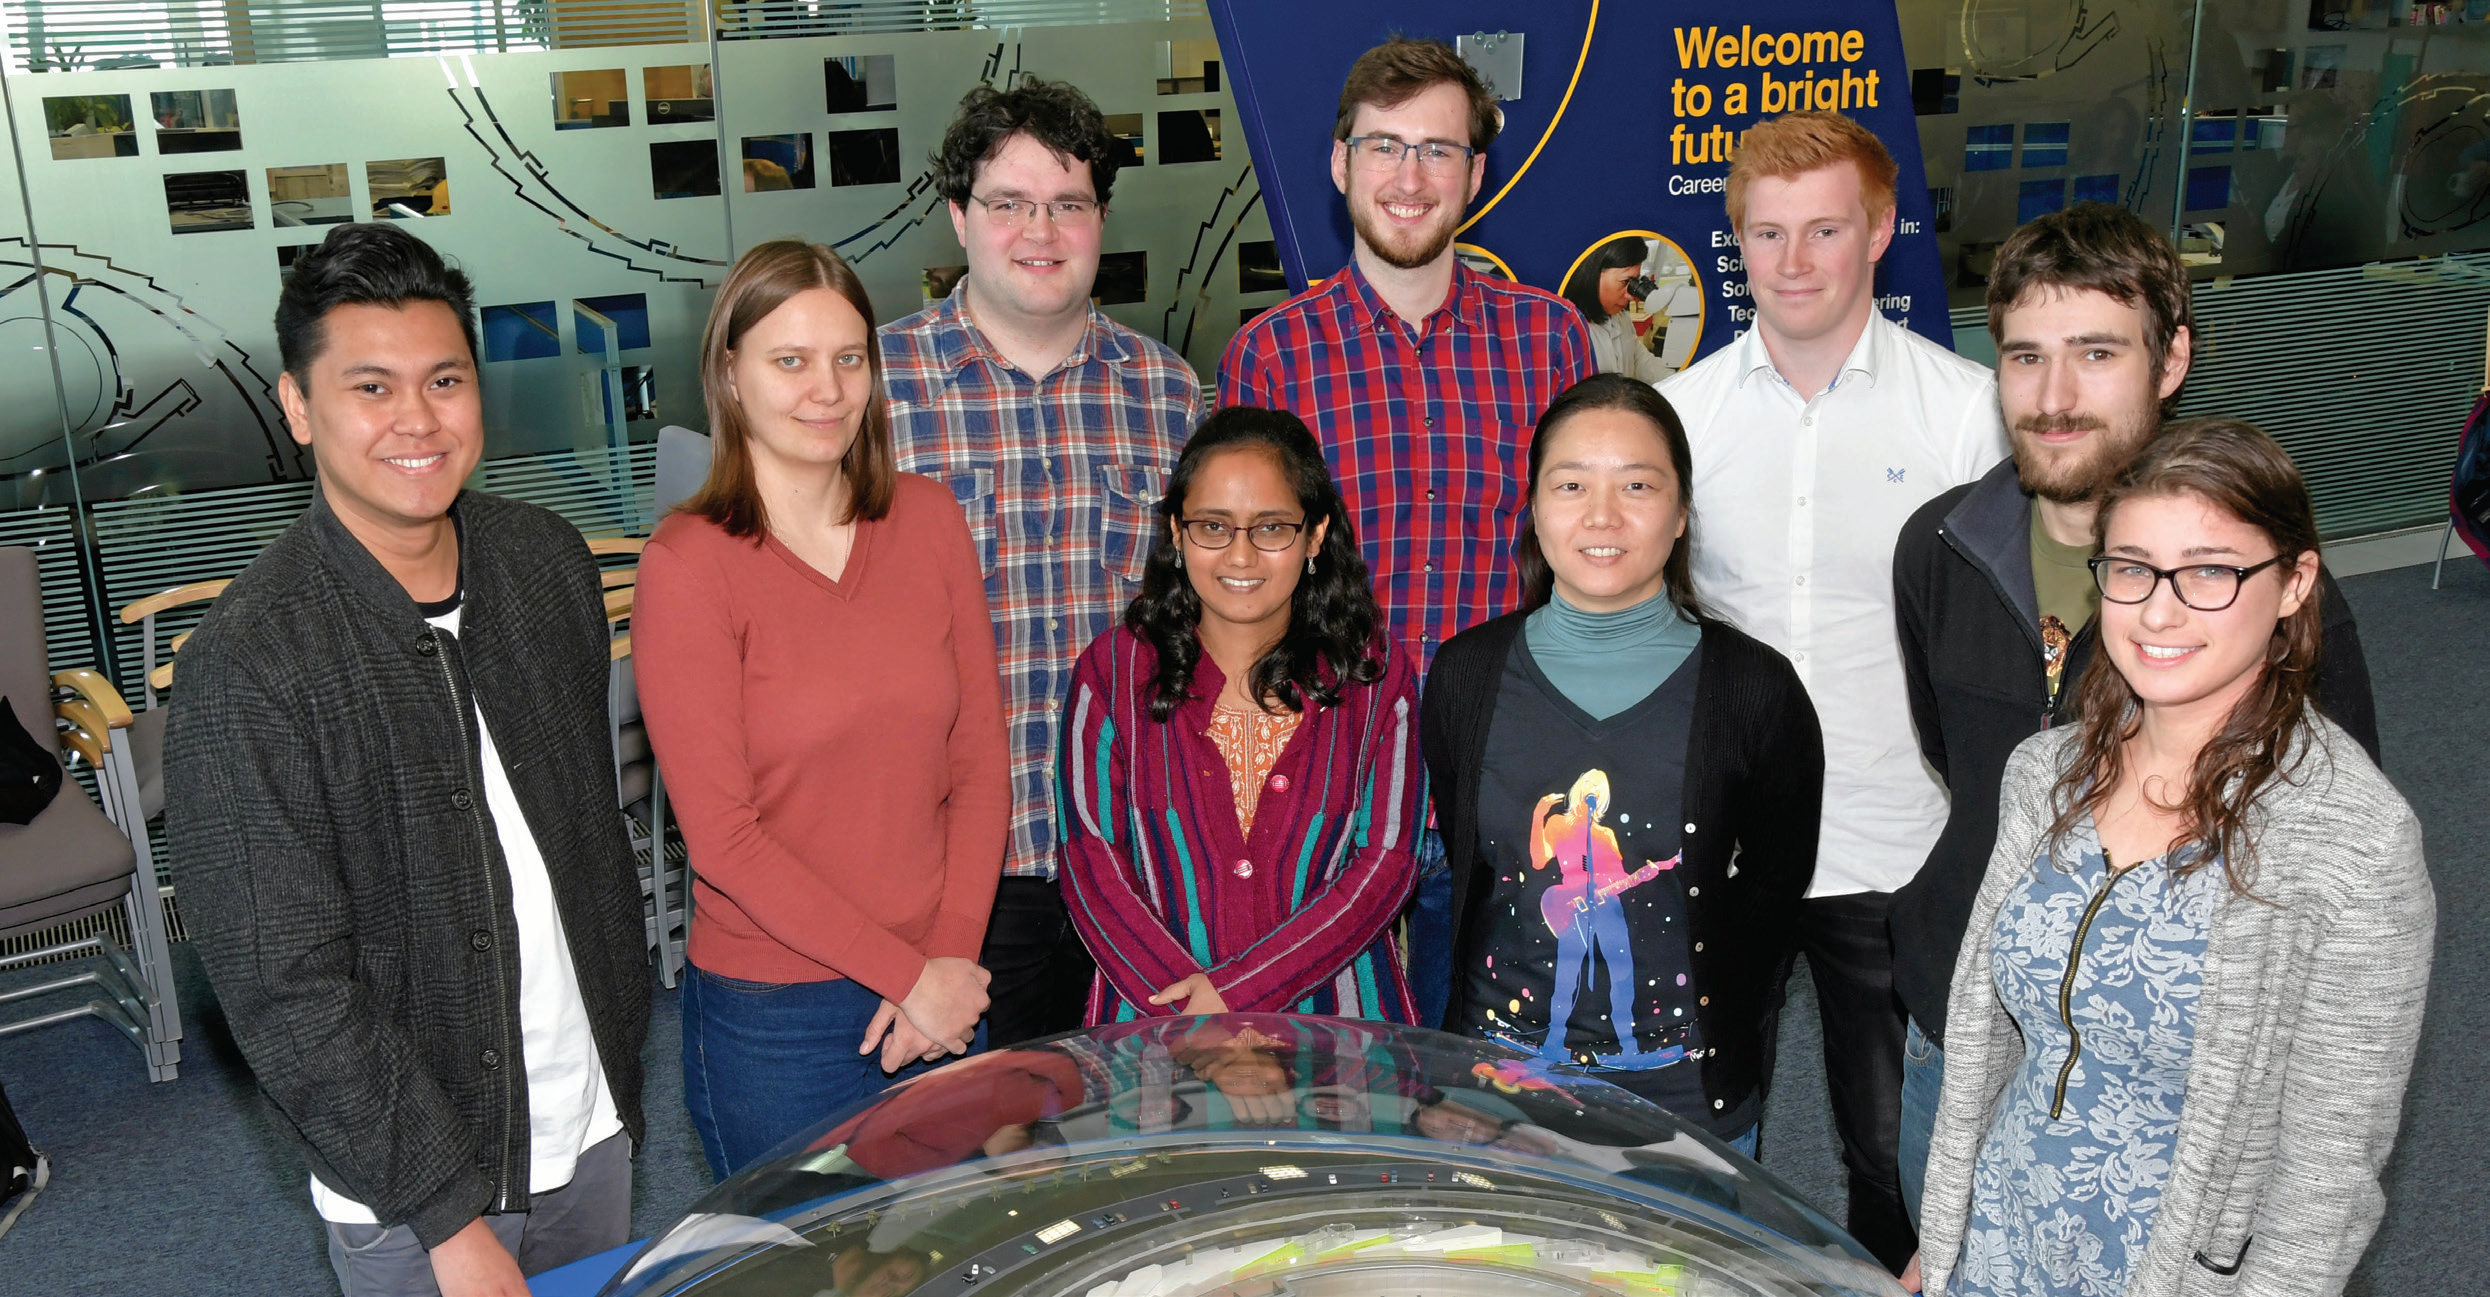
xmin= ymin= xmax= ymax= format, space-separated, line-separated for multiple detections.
xmin=2012 ymin=409 xmax=2159 ymax=504
xmin=1350 ymin=198 xmax=1461 ymax=271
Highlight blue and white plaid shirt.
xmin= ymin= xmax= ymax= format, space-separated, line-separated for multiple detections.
xmin=882 ymin=282 xmax=1202 ymax=879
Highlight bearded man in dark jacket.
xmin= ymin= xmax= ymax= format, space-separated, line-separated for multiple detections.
xmin=1887 ymin=203 xmax=2379 ymax=1227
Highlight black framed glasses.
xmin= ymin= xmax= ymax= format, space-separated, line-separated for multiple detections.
xmin=1344 ymin=135 xmax=1476 ymax=175
xmin=1178 ymin=518 xmax=1309 ymax=552
xmin=965 ymin=194 xmax=1101 ymax=227
xmin=2088 ymin=554 xmax=2287 ymax=611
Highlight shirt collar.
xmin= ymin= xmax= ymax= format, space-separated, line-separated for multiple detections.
xmin=1340 ymin=257 xmax=1487 ymax=340
xmin=1734 ymin=309 xmax=1888 ymax=394
xmin=924 ymin=275 xmax=1133 ymax=391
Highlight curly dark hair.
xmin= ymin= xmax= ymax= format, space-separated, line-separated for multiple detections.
xmin=933 ymin=78 xmax=1122 ymax=209
xmin=1564 ymin=235 xmax=1648 ymax=326
xmin=1125 ymin=407 xmax=1384 ymax=721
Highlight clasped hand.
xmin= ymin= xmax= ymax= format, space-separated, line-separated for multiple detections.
xmin=860 ymin=956 xmax=989 ymax=1074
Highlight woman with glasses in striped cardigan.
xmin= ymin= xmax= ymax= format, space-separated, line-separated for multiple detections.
xmin=1057 ymin=406 xmax=1421 ymax=1026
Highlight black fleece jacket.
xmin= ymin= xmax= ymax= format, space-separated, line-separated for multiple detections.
xmin=1421 ymin=611 xmax=1823 ymax=1115
xmin=1889 ymin=460 xmax=2380 ymax=1046
xmin=166 ymin=490 xmax=650 ymax=1248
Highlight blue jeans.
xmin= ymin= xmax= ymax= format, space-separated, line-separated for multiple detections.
xmin=1406 ymin=827 xmax=1454 ymax=1029
xmin=680 ymin=966 xmax=981 ymax=1181
xmin=1897 ymin=1015 xmax=1945 ymax=1227
xmin=1726 ymin=1124 xmax=1760 ymax=1159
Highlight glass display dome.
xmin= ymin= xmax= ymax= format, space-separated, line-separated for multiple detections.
xmin=602 ymin=1015 xmax=1903 ymax=1297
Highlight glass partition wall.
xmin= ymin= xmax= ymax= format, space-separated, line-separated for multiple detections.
xmin=1 ymin=0 xmax=2482 ymax=889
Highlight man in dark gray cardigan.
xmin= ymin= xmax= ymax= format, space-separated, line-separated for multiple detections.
xmin=166 ymin=223 xmax=649 ymax=1296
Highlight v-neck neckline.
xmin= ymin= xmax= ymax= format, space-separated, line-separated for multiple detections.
xmin=761 ymin=516 xmax=873 ymax=599
xmin=1510 ymin=633 xmax=1700 ymax=738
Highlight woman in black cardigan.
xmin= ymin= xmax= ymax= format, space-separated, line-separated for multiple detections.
xmin=1421 ymin=374 xmax=1823 ymax=1152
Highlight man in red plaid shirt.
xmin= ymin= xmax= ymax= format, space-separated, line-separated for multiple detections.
xmin=1217 ymin=37 xmax=1595 ymax=1028
xmin=884 ymin=80 xmax=1201 ymax=1047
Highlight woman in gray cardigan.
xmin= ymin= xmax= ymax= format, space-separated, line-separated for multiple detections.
xmin=1912 ymin=420 xmax=2433 ymax=1297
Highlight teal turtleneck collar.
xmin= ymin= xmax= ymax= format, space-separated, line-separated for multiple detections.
xmin=1522 ymin=589 xmax=1701 ymax=721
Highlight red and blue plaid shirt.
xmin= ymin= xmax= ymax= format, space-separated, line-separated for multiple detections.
xmin=883 ymin=285 xmax=1202 ymax=879
xmin=1218 ymin=261 xmax=1595 ymax=673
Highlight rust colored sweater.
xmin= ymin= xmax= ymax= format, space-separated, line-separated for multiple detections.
xmin=635 ymin=473 xmax=1009 ymax=999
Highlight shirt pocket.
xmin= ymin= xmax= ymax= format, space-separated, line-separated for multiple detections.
xmin=1095 ymin=463 xmax=1167 ymax=585
xmin=944 ymin=468 xmax=998 ymax=579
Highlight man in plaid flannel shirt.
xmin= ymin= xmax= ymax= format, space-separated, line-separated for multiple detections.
xmin=884 ymin=80 xmax=1201 ymax=1046
xmin=1218 ymin=37 xmax=1596 ymax=1028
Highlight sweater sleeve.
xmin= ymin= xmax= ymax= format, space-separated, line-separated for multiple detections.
xmin=1730 ymin=644 xmax=1824 ymax=932
xmin=1056 ymin=638 xmax=1210 ymax=1007
xmin=164 ymin=648 xmax=490 ymax=1250
xmin=633 ymin=531 xmax=932 ymax=1002
xmin=2235 ymin=810 xmax=2434 ymax=1296
xmin=927 ymin=490 xmax=1010 ymax=961
xmin=1893 ymin=508 xmax=1950 ymax=782
xmin=1209 ymin=652 xmax=1424 ymax=1013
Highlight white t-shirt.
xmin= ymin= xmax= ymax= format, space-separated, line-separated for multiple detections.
xmin=1658 ymin=313 xmax=2009 ymax=897
xmin=311 ymin=602 xmax=623 ymax=1224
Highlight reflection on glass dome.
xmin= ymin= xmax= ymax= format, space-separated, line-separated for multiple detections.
xmin=604 ymin=1015 xmax=1902 ymax=1297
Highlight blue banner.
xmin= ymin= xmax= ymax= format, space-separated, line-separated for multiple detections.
xmin=1207 ymin=1 xmax=1953 ymax=370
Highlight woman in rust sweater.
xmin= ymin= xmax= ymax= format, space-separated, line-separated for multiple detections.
xmin=635 ymin=241 xmax=1009 ymax=1178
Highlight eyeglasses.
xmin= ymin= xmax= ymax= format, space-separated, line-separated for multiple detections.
xmin=2088 ymin=554 xmax=2287 ymax=611
xmin=1345 ymin=135 xmax=1477 ymax=176
xmin=1178 ymin=518 xmax=1309 ymax=552
xmin=965 ymin=194 xmax=1101 ymax=227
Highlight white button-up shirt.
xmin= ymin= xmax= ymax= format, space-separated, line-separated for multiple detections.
xmin=1659 ymin=314 xmax=2009 ymax=896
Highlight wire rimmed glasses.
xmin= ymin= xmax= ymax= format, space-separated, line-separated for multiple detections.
xmin=1178 ymin=518 xmax=1309 ymax=552
xmin=965 ymin=194 xmax=1102 ymax=227
xmin=1344 ymin=135 xmax=1476 ymax=176
xmin=2088 ymin=554 xmax=2287 ymax=612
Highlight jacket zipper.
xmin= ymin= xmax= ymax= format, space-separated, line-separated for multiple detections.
xmin=431 ymin=629 xmax=517 ymax=1212
xmin=2049 ymin=853 xmax=2126 ymax=1120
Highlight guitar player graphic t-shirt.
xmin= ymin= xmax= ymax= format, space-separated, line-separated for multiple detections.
xmin=1461 ymin=635 xmax=1719 ymax=1130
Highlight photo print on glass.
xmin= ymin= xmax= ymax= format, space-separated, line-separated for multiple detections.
xmin=152 ymin=90 xmax=241 ymax=154
xmin=742 ymin=135 xmax=816 ymax=191
xmin=827 ymin=129 xmax=900 ymax=186
xmin=269 ymin=164 xmax=355 ymax=230
xmin=553 ymin=69 xmax=630 ymax=129
xmin=369 ymin=157 xmax=449 ymax=218
xmin=1157 ymin=110 xmax=1219 ymax=164
xmin=165 ymin=169 xmax=254 ymax=234
xmin=1156 ymin=39 xmax=1220 ymax=94
xmin=481 ymin=302 xmax=561 ymax=363
xmin=1104 ymin=114 xmax=1144 ymax=169
xmin=575 ymin=294 xmax=651 ymax=355
xmin=44 ymin=95 xmax=138 ymax=160
xmin=1094 ymin=251 xmax=1147 ymax=305
xmin=1238 ymin=241 xmax=1285 ymax=294
xmin=645 ymin=64 xmax=714 ymax=123
xmin=824 ymin=55 xmax=896 ymax=113
xmin=651 ymin=139 xmax=723 ymax=200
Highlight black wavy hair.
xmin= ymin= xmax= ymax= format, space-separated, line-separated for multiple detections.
xmin=1126 ymin=406 xmax=1384 ymax=721
xmin=1515 ymin=374 xmax=1705 ymax=620
xmin=1564 ymin=235 xmax=1648 ymax=325
xmin=275 ymin=221 xmax=478 ymax=386
xmin=933 ymin=78 xmax=1122 ymax=209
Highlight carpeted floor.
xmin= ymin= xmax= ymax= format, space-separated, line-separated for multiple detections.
xmin=4 ymin=558 xmax=2481 ymax=1295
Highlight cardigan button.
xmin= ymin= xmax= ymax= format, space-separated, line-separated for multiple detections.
xmin=452 ymin=790 xmax=474 ymax=811
xmin=1268 ymin=774 xmax=1289 ymax=792
xmin=470 ymin=929 xmax=492 ymax=952
xmin=480 ymin=1048 xmax=502 ymax=1069
xmin=1232 ymin=859 xmax=1254 ymax=879
xmin=416 ymin=634 xmax=437 ymax=655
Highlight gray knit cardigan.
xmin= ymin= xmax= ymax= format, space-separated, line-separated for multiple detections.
xmin=1919 ymin=716 xmax=2434 ymax=1297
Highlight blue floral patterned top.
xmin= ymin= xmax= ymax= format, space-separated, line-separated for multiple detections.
xmin=1951 ymin=816 xmax=2221 ymax=1297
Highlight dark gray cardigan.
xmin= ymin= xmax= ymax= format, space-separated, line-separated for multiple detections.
xmin=166 ymin=489 xmax=649 ymax=1248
